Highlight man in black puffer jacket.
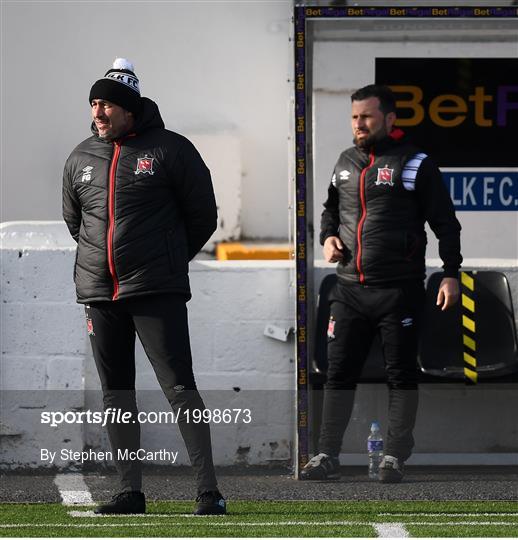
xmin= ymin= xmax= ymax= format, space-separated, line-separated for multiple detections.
xmin=301 ymin=85 xmax=462 ymax=484
xmin=63 ymin=58 xmax=225 ymax=515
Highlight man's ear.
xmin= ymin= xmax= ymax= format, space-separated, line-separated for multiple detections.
xmin=385 ymin=111 xmax=396 ymax=130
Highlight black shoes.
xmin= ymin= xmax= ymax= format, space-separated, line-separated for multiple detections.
xmin=194 ymin=490 xmax=227 ymax=515
xmin=94 ymin=491 xmax=146 ymax=514
xmin=94 ymin=489 xmax=227 ymax=515
xmin=300 ymin=453 xmax=340 ymax=480
xmin=379 ymin=455 xmax=404 ymax=483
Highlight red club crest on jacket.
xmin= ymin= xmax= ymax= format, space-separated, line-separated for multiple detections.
xmin=375 ymin=166 xmax=394 ymax=186
xmin=327 ymin=317 xmax=336 ymax=339
xmin=135 ymin=156 xmax=155 ymax=175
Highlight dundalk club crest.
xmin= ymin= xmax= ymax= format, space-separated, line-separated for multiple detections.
xmin=86 ymin=318 xmax=95 ymax=336
xmin=375 ymin=165 xmax=394 ymax=186
xmin=327 ymin=317 xmax=336 ymax=339
xmin=134 ymin=155 xmax=155 ymax=176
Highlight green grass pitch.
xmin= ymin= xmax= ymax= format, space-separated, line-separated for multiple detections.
xmin=1 ymin=500 xmax=517 ymax=537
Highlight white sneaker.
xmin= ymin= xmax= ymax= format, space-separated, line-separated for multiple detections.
xmin=300 ymin=453 xmax=340 ymax=480
xmin=379 ymin=455 xmax=404 ymax=483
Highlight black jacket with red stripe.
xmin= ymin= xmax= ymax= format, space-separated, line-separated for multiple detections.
xmin=320 ymin=130 xmax=462 ymax=285
xmin=62 ymin=98 xmax=217 ymax=303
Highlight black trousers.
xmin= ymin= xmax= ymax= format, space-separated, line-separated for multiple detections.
xmin=85 ymin=294 xmax=218 ymax=494
xmin=318 ymin=280 xmax=425 ymax=462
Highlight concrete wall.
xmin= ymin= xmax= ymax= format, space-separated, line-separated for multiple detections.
xmin=1 ymin=223 xmax=517 ymax=468
xmin=0 ymin=1 xmax=292 ymax=240
xmin=0 ymin=222 xmax=296 ymax=468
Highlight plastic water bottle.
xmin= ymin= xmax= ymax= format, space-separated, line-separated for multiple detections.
xmin=367 ymin=421 xmax=384 ymax=479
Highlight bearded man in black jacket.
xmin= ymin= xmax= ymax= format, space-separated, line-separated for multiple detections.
xmin=63 ymin=58 xmax=225 ymax=515
xmin=301 ymin=84 xmax=462 ymax=483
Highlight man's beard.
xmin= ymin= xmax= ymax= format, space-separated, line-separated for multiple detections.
xmin=353 ymin=127 xmax=388 ymax=149
xmin=96 ymin=124 xmax=120 ymax=142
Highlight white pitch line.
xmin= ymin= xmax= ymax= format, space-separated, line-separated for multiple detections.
xmin=71 ymin=509 xmax=518 ymax=520
xmin=54 ymin=473 xmax=95 ymax=506
xmin=374 ymin=522 xmax=409 ymax=537
xmin=379 ymin=512 xmax=518 ymax=517
xmin=4 ymin=521 xmax=517 ymax=529
xmin=69 ymin=511 xmax=186 ymax=518
xmin=0 ymin=521 xmax=372 ymax=528
xmin=0 ymin=521 xmax=381 ymax=528
xmin=404 ymin=522 xmax=518 ymax=526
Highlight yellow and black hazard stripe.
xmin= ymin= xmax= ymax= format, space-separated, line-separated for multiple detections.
xmin=461 ymin=271 xmax=477 ymax=384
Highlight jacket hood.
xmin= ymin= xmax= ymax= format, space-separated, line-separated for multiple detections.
xmin=90 ymin=97 xmax=165 ymax=140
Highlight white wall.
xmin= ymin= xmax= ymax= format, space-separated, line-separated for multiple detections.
xmin=0 ymin=1 xmax=292 ymax=240
xmin=0 ymin=222 xmax=296 ymax=467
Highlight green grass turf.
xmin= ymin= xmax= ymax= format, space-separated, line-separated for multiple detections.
xmin=0 ymin=500 xmax=517 ymax=537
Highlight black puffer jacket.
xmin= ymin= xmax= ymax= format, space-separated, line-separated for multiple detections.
xmin=320 ymin=130 xmax=462 ymax=285
xmin=62 ymin=98 xmax=217 ymax=303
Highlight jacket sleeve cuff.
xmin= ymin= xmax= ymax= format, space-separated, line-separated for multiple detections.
xmin=320 ymin=230 xmax=338 ymax=246
xmin=442 ymin=267 xmax=460 ymax=280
